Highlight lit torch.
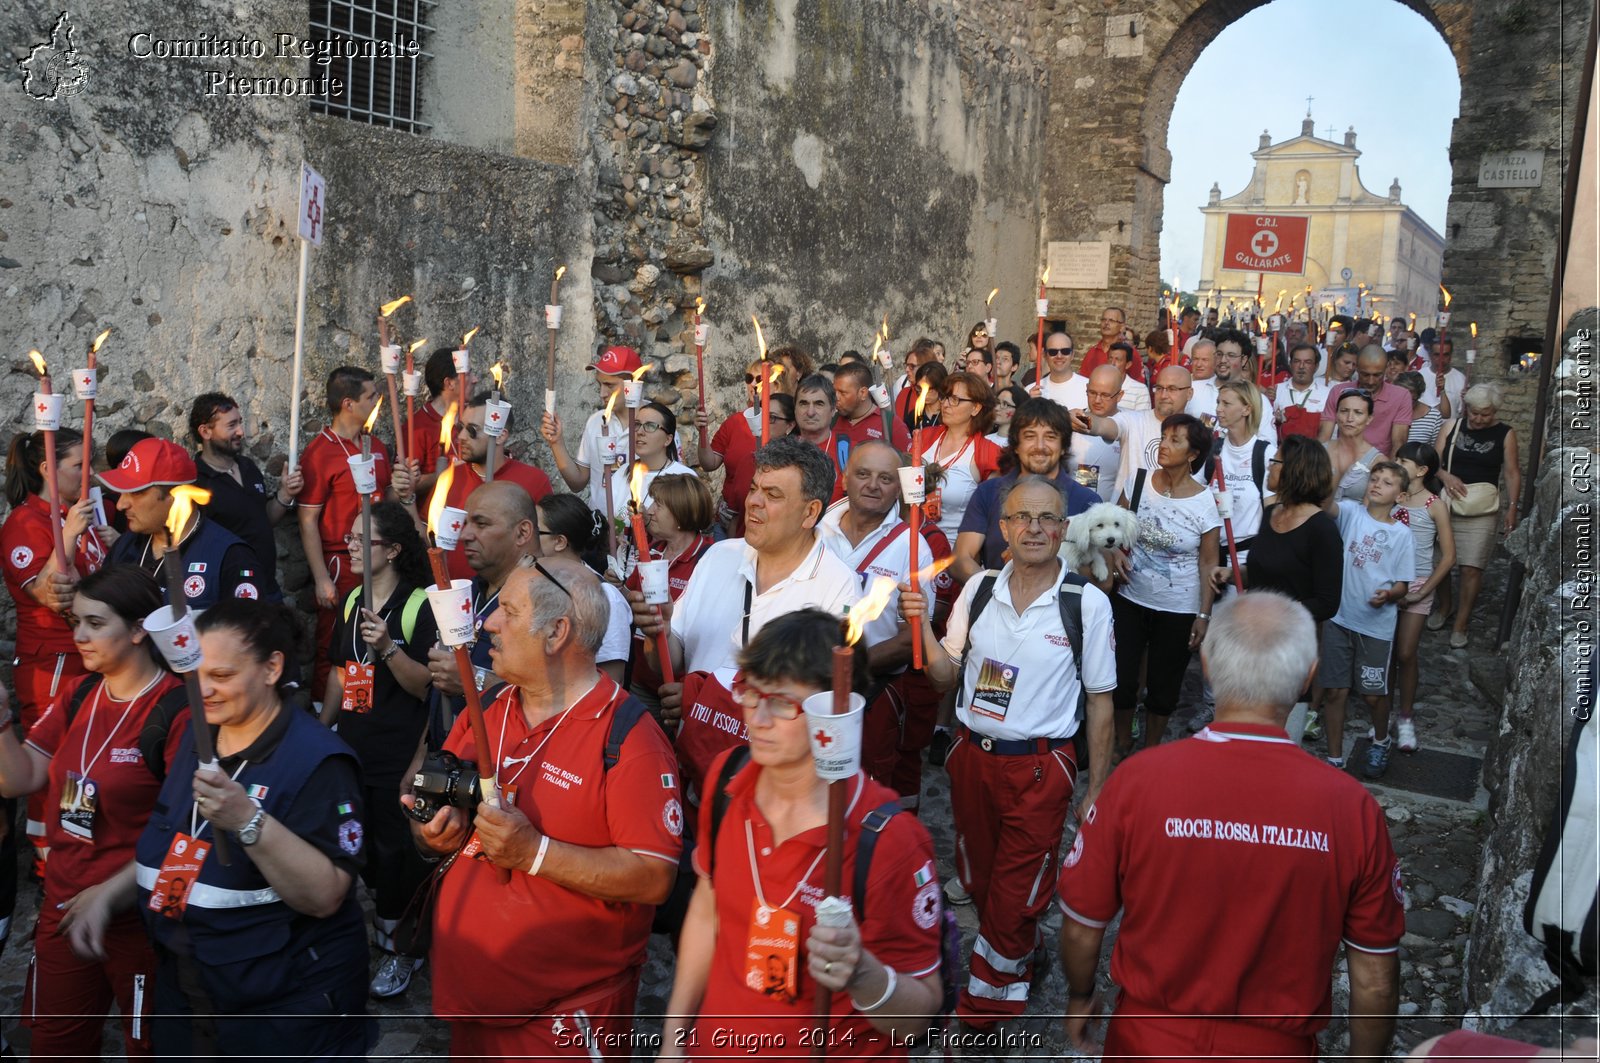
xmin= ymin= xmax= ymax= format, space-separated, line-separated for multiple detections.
xmin=379 ymin=296 xmax=412 ymax=468
xmin=751 ymin=315 xmax=772 ymax=444
xmin=628 ymin=462 xmax=676 ymax=685
xmin=456 ymin=326 xmax=480 ymax=414
xmin=28 ymin=351 xmax=69 ymax=575
xmin=1438 ymin=284 xmax=1452 ymax=329
xmin=625 ymin=363 xmax=649 ymax=473
xmin=80 ymin=328 xmax=110 ymax=504
xmin=359 ymin=399 xmax=384 ymax=612
xmin=486 ymin=362 xmax=506 ymax=482
xmin=1467 ymin=322 xmax=1478 ymax=368
xmin=984 ymin=286 xmax=999 ymax=343
xmin=909 ymin=383 xmax=933 ymax=668
xmin=600 ymin=389 xmax=622 ymax=556
xmin=546 ymin=265 xmax=566 ymax=413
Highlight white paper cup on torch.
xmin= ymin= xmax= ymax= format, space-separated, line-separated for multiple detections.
xmin=897 ymin=465 xmax=927 ymax=504
xmin=545 ymin=304 xmax=563 ymax=330
xmin=434 ymin=506 xmax=469 ymax=550
xmin=1255 ymin=336 xmax=1270 ymax=357
xmin=144 ymin=605 xmax=203 ymax=673
xmin=89 ymin=486 xmax=107 ymax=527
xmin=623 ymin=380 xmax=644 ymax=409
xmin=426 ymin=579 xmax=476 ymax=647
xmin=868 ymin=383 xmax=891 ymax=410
xmin=32 ymin=393 xmax=64 ymax=432
xmin=638 ymin=559 xmax=671 ymax=606
xmin=380 ymin=345 xmax=402 ymax=374
xmin=482 ymin=399 xmax=511 ymax=438
xmin=346 ymin=454 xmax=378 ymax=495
xmin=72 ymin=368 xmax=98 ymax=400
xmin=452 ymin=349 xmax=470 ymax=375
xmin=985 ymin=317 xmax=998 ymax=339
xmin=1438 ymin=311 xmax=1451 ymax=329
xmin=802 ymin=691 xmax=866 ymax=781
xmin=545 ymin=388 xmax=557 ymax=412
xmin=1269 ymin=314 xmax=1283 ymax=331
xmin=1037 ymin=298 xmax=1049 ymax=318
xmin=601 ymin=435 xmax=626 ymax=465
xmin=1466 ymin=349 xmax=1477 ymax=364
xmin=694 ymin=322 xmax=709 ymax=345
xmin=402 ymin=370 xmax=424 ymax=397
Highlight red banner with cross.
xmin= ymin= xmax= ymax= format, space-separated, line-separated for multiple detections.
xmin=1222 ymin=214 xmax=1311 ymax=275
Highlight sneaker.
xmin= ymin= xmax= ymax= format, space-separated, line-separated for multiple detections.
xmin=1449 ymin=631 xmax=1469 ymax=649
xmin=370 ymin=953 xmax=424 ymax=999
xmin=1425 ymin=610 xmax=1448 ymax=631
xmin=1364 ymin=740 xmax=1393 ymax=780
xmin=1326 ymin=756 xmax=1346 ymax=769
xmin=1396 ymin=717 xmax=1418 ymax=752
xmin=1303 ymin=711 xmax=1324 ymax=742
xmin=928 ymin=728 xmax=953 ymax=768
xmin=944 ymin=877 xmax=972 ymax=907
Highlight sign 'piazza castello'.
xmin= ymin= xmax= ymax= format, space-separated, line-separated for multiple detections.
xmin=1196 ymin=116 xmax=1445 ymax=324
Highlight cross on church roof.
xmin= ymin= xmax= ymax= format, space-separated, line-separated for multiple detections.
xmin=1305 ymin=95 xmax=1314 ymax=117
xmin=1324 ymin=124 xmax=1337 ymax=140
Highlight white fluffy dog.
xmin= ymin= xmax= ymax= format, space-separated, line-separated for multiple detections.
xmin=1061 ymin=501 xmax=1139 ymax=582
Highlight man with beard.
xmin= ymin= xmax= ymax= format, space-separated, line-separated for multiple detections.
xmin=190 ymin=392 xmax=301 ymax=602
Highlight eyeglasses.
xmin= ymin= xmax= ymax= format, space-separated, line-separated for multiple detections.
xmin=941 ymin=394 xmax=975 ymax=406
xmin=1086 ymin=389 xmax=1120 ymax=401
xmin=343 ymin=533 xmax=392 ymax=546
xmin=1151 ymin=384 xmax=1192 ymax=394
xmin=1002 ymin=511 xmax=1064 ymax=530
xmin=635 ymin=421 xmax=668 ymax=434
xmin=731 ymin=672 xmax=806 ymax=721
xmin=530 ymin=558 xmax=573 ymax=601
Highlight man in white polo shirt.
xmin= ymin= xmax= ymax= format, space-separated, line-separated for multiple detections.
xmin=634 ymin=435 xmax=860 ymax=691
xmin=901 ymin=475 xmax=1115 ymax=1032
xmin=817 ymin=441 xmax=941 ymax=805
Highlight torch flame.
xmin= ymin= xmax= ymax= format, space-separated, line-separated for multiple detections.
xmin=871 ymin=334 xmax=883 ymax=362
xmin=986 ymin=288 xmax=999 ymax=308
xmin=426 ymin=463 xmax=456 ymax=536
xmin=629 ymin=461 xmax=648 ymax=508
xmin=1040 ymin=266 xmax=1050 ymax=286
xmin=408 ymin=338 xmax=428 ymax=355
xmin=880 ymin=314 xmax=889 ymax=340
xmin=1439 ymin=284 xmax=1452 ymax=307
xmin=912 ymin=554 xmax=956 ymax=586
xmin=165 ymin=485 xmax=212 ymax=540
xmin=630 ymin=364 xmax=650 ymax=382
xmin=1470 ymin=322 xmax=1478 ymax=339
xmin=380 ymin=295 xmax=413 ymax=318
xmin=696 ymin=297 xmax=706 ymax=315
xmin=491 ymin=362 xmax=505 ymax=389
xmin=461 ymin=327 xmax=480 ymax=347
xmin=439 ymin=403 xmax=458 ymax=449
xmin=913 ymin=381 xmax=932 ymax=420
xmin=845 ymin=576 xmax=897 ymax=646
xmin=90 ymin=329 xmax=112 ymax=355
xmin=751 ymin=315 xmax=767 ymax=361
xmin=1275 ymin=290 xmax=1287 ymax=312
xmin=28 ymin=350 xmax=47 ymax=377
xmin=554 ymin=265 xmax=567 ymax=282
xmin=363 ymin=397 xmax=384 ymax=434
xmin=603 ymin=388 xmax=622 ymax=422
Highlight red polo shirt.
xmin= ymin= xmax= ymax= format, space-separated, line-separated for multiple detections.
xmin=407 ymin=400 xmax=447 ymax=477
xmin=432 ymin=678 xmax=682 ymax=1019
xmin=437 ymin=459 xmax=554 ymax=582
xmin=1078 ymin=341 xmax=1146 ymax=383
xmin=1056 ymin=722 xmax=1403 ymax=1038
xmin=3 ymin=495 xmax=108 ymax=657
xmin=297 ymin=428 xmax=393 ymax=553
xmin=689 ymin=749 xmax=942 ymax=1057
xmin=711 ymin=411 xmax=760 ymax=529
xmin=26 ymin=673 xmax=186 ymax=928
xmin=836 ymin=410 xmax=911 ymax=456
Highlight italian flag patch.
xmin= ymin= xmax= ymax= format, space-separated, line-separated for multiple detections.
xmin=337 ymin=802 xmax=353 ymax=816
xmin=913 ymin=863 xmax=934 ymax=887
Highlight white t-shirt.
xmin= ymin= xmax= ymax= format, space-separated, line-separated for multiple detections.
xmin=598 ymin=582 xmax=632 ymax=666
xmin=1332 ymin=500 xmax=1416 ymax=640
xmin=1068 ymin=423 xmax=1121 ymax=502
xmin=1188 ymin=378 xmax=1219 ymax=421
xmin=606 ymin=459 xmax=696 ymax=520
xmin=1421 ymin=367 xmax=1467 ymax=414
xmin=1109 ymin=409 xmax=1165 ymax=502
xmin=1121 ymin=485 xmax=1223 ymax=615
xmin=1214 ymin=436 xmax=1277 ymax=555
xmin=1039 ymin=373 xmax=1087 ymax=409
xmin=985 ymin=430 xmax=1010 ymax=449
xmin=940 ymin=561 xmax=1117 ymax=742
xmin=921 ymin=433 xmax=985 ymax=544
xmin=816 ymin=502 xmax=934 ymax=653
xmin=574 ymin=408 xmax=629 ymax=512
xmin=670 ymin=537 xmax=861 ymax=675
xmin=1275 ymin=379 xmax=1332 ymax=417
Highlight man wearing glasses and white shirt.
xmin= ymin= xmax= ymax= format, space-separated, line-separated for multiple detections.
xmin=1069 ymin=364 xmax=1198 ymax=501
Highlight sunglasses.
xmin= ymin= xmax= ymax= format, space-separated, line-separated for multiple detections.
xmin=1046 ymin=346 xmax=1073 ymax=356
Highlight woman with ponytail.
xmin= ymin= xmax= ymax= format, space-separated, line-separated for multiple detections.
xmin=537 ymin=494 xmax=632 ymax=683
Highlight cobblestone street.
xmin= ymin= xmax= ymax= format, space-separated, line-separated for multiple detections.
xmin=0 ymin=561 xmax=1561 ymax=1060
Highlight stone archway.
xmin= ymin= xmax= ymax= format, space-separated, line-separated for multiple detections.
xmin=1035 ymin=0 xmax=1586 ymax=412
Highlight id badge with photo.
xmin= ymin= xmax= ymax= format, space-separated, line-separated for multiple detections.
xmin=342 ymin=661 xmax=375 ymax=714
xmin=971 ymin=657 xmax=1020 ymax=722
xmin=58 ymin=770 xmax=97 ymax=842
xmin=147 ymin=832 xmax=211 ymax=920
xmin=744 ymin=899 xmax=800 ymax=1004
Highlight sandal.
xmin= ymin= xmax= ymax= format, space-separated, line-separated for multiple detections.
xmin=1426 ymin=609 xmax=1451 ymax=631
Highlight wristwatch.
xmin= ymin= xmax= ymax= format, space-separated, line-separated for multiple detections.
xmin=236 ymin=808 xmax=268 ymax=846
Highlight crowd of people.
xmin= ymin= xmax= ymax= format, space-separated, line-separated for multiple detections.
xmin=0 ymin=307 xmax=1523 ymax=1059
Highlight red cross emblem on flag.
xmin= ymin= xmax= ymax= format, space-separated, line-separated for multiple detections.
xmin=173 ymin=634 xmax=189 ymax=648
xmin=814 ymin=729 xmax=833 ymax=747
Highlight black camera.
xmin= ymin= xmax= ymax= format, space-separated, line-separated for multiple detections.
xmin=405 ymin=750 xmax=482 ymax=823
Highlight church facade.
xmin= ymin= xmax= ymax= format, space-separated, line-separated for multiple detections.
xmin=1196 ymin=119 xmax=1445 ymax=325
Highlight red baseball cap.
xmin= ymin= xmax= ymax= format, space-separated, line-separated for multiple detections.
xmin=97 ymin=438 xmax=197 ymax=493
xmin=586 ymin=345 xmax=642 ymax=376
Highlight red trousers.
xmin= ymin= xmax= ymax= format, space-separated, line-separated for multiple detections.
xmin=448 ymin=976 xmax=639 ymax=1060
xmin=313 ymin=553 xmax=360 ymax=697
xmin=24 ymin=911 xmax=153 ymax=1060
xmin=12 ymin=652 xmax=87 ymax=856
xmin=860 ymin=671 xmax=941 ymax=806
xmin=1106 ymin=997 xmax=1318 ymax=1063
xmin=948 ymin=731 xmax=1077 ymax=1026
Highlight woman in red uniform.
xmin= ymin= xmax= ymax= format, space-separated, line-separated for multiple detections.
xmin=661 ymin=609 xmax=944 ymax=1059
xmin=4 ymin=427 xmax=111 ymax=874
xmin=0 ymin=564 xmax=183 ymax=1059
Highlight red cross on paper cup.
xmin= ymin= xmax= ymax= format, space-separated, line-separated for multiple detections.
xmin=36 ymin=402 xmax=47 ymax=414
xmin=489 ymin=411 xmax=502 ymax=423
xmin=82 ymin=375 xmax=91 ymax=387
xmin=173 ymin=634 xmax=189 ymax=648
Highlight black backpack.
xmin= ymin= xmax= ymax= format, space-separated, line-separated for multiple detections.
xmin=706 ymin=747 xmax=962 ymax=1015
xmin=1201 ymin=437 xmax=1271 ymax=499
xmin=61 ymin=675 xmax=189 ymax=782
xmin=957 ymin=569 xmax=1091 ymax=731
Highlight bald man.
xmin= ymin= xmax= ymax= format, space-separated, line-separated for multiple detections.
xmin=1317 ymin=345 xmax=1413 ymax=455
xmin=1071 ymin=364 xmax=1197 ymax=500
xmin=1066 ymin=365 xmax=1126 ymax=501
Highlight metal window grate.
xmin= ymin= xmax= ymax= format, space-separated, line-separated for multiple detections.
xmin=308 ymin=0 xmax=434 ymax=134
